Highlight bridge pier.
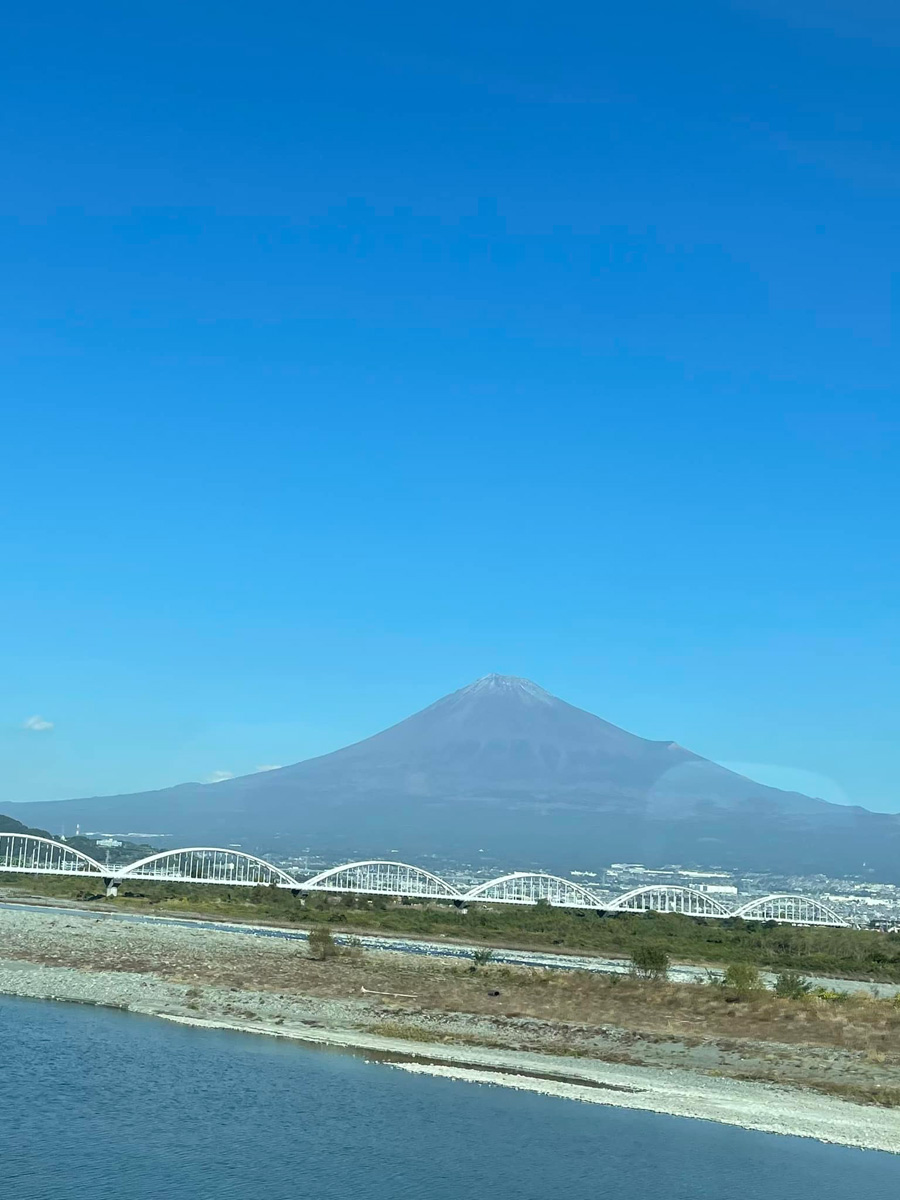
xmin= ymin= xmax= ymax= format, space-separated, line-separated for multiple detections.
xmin=104 ymin=879 xmax=119 ymax=897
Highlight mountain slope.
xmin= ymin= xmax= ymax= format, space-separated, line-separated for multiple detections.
xmin=8 ymin=675 xmax=900 ymax=877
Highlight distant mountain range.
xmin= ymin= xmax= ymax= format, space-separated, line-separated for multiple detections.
xmin=9 ymin=675 xmax=900 ymax=878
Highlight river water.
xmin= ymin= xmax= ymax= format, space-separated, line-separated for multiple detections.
xmin=1 ymin=995 xmax=897 ymax=1198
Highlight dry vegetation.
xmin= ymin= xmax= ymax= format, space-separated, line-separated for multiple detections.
xmin=10 ymin=873 xmax=900 ymax=980
xmin=6 ymin=903 xmax=900 ymax=1069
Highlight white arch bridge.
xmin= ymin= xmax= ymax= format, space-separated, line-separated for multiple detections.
xmin=0 ymin=834 xmax=850 ymax=928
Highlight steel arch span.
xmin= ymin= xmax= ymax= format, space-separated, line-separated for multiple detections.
xmin=302 ymin=861 xmax=463 ymax=900
xmin=733 ymin=894 xmax=848 ymax=927
xmin=0 ymin=839 xmax=857 ymax=928
xmin=114 ymin=848 xmax=302 ymax=889
xmin=607 ymin=885 xmax=734 ymax=918
xmin=463 ymin=872 xmax=603 ymax=909
xmin=0 ymin=833 xmax=106 ymax=877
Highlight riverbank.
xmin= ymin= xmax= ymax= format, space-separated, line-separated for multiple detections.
xmin=5 ymin=891 xmax=899 ymax=996
xmin=1 ymin=905 xmax=898 ymax=1153
xmin=7 ymin=872 xmax=900 ymax=985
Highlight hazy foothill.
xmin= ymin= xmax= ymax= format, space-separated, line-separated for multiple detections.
xmin=10 ymin=674 xmax=900 ymax=880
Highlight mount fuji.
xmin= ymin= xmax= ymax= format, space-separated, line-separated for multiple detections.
xmin=9 ymin=675 xmax=900 ymax=877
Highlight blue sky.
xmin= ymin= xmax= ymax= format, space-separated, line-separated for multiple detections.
xmin=1 ymin=1 xmax=898 ymax=810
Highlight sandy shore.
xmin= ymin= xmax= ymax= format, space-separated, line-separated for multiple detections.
xmin=1 ymin=904 xmax=898 ymax=1153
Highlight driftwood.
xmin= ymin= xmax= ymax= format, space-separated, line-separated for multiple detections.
xmin=360 ymin=985 xmax=418 ymax=999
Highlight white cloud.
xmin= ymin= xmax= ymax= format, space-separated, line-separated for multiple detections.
xmin=255 ymin=764 xmax=282 ymax=772
xmin=205 ymin=770 xmax=234 ymax=784
xmin=22 ymin=715 xmax=54 ymax=732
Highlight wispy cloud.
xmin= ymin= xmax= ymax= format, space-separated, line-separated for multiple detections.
xmin=22 ymin=715 xmax=54 ymax=732
xmin=255 ymin=764 xmax=282 ymax=772
xmin=205 ymin=770 xmax=234 ymax=784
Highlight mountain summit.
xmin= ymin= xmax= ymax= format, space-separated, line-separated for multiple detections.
xmin=302 ymin=673 xmax=701 ymax=796
xmin=455 ymin=673 xmax=554 ymax=699
xmin=9 ymin=675 xmax=900 ymax=877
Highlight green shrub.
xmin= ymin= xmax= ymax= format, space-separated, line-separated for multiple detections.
xmin=630 ymin=943 xmax=670 ymax=980
xmin=773 ymin=970 xmax=812 ymax=999
xmin=308 ymin=926 xmax=338 ymax=960
xmin=471 ymin=947 xmax=496 ymax=968
xmin=811 ymin=986 xmax=851 ymax=1004
xmin=721 ymin=962 xmax=763 ymax=997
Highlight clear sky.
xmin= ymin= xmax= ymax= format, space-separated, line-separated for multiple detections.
xmin=1 ymin=2 xmax=898 ymax=811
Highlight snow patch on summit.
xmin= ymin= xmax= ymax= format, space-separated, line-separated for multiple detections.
xmin=461 ymin=674 xmax=554 ymax=703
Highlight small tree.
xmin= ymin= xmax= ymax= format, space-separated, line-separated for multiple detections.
xmin=308 ymin=925 xmax=338 ymax=961
xmin=471 ymin=947 xmax=496 ymax=968
xmin=629 ymin=943 xmax=670 ymax=981
xmin=773 ymin=970 xmax=811 ymax=999
xmin=721 ymin=962 xmax=763 ymax=997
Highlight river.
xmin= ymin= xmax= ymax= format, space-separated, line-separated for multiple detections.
xmin=2 ymin=994 xmax=897 ymax=1198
